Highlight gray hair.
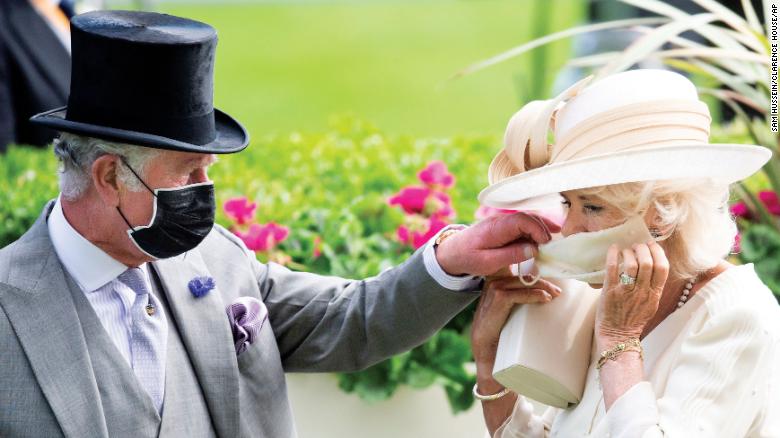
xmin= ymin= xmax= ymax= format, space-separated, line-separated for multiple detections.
xmin=53 ymin=133 xmax=160 ymax=200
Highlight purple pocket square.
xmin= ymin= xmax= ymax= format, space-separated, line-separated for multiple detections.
xmin=226 ymin=297 xmax=268 ymax=356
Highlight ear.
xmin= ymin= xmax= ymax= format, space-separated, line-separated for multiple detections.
xmin=91 ymin=154 xmax=122 ymax=207
xmin=644 ymin=205 xmax=674 ymax=236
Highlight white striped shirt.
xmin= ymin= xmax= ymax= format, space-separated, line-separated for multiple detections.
xmin=47 ymin=195 xmax=160 ymax=366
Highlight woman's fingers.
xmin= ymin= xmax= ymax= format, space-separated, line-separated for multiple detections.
xmin=647 ymin=241 xmax=670 ymax=290
xmin=597 ymin=242 xmax=671 ymax=340
xmin=474 ymin=280 xmax=555 ymax=340
xmin=491 ymin=276 xmax=562 ymax=298
xmin=502 ymin=288 xmax=554 ymax=304
xmin=604 ymin=244 xmax=620 ymax=290
xmin=484 ymin=278 xmax=561 ymax=309
xmin=632 ymin=243 xmax=654 ymax=293
xmin=620 ymin=247 xmax=638 ymax=281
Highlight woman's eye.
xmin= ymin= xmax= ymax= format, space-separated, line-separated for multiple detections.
xmin=561 ymin=200 xmax=571 ymax=208
xmin=584 ymin=204 xmax=603 ymax=213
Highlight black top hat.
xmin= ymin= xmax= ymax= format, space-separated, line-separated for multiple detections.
xmin=29 ymin=10 xmax=249 ymax=154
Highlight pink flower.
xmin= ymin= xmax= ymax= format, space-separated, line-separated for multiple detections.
xmin=418 ymin=161 xmax=455 ymax=189
xmin=388 ymin=186 xmax=454 ymax=218
xmin=388 ymin=186 xmax=431 ymax=215
xmin=758 ymin=191 xmax=780 ymax=216
xmin=732 ymin=232 xmax=742 ymax=253
xmin=475 ymin=205 xmax=517 ymax=221
xmin=730 ymin=201 xmax=750 ymax=219
xmin=312 ymin=236 xmax=322 ymax=258
xmin=397 ymin=216 xmax=449 ymax=249
xmin=428 ymin=192 xmax=455 ymax=218
xmin=396 ymin=225 xmax=411 ymax=244
xmin=235 ymin=222 xmax=289 ymax=252
xmin=224 ymin=197 xmax=257 ymax=225
xmin=426 ymin=215 xmax=449 ymax=239
xmin=730 ymin=191 xmax=780 ymax=220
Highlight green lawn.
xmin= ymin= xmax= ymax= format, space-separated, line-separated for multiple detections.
xmin=157 ymin=0 xmax=584 ymax=138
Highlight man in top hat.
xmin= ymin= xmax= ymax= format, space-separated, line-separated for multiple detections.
xmin=0 ymin=10 xmax=556 ymax=437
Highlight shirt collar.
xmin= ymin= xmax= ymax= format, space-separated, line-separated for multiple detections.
xmin=47 ymin=195 xmax=142 ymax=292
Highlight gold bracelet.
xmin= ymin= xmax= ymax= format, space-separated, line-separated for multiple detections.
xmin=596 ymin=338 xmax=643 ymax=370
xmin=472 ymin=383 xmax=511 ymax=401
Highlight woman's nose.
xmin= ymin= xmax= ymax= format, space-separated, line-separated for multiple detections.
xmin=560 ymin=215 xmax=586 ymax=237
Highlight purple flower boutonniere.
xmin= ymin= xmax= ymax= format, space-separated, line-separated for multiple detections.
xmin=189 ymin=276 xmax=216 ymax=298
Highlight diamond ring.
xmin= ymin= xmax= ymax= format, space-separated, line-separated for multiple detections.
xmin=619 ymin=272 xmax=637 ymax=286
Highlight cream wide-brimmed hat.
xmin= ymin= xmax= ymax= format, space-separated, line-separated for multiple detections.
xmin=478 ymin=69 xmax=773 ymax=210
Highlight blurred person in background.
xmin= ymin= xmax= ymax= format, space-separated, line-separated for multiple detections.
xmin=0 ymin=0 xmax=74 ymax=152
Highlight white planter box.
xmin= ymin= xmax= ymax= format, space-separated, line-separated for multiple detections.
xmin=287 ymin=373 xmax=488 ymax=438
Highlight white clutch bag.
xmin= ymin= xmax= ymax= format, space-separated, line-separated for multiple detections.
xmin=490 ymin=214 xmax=655 ymax=408
xmin=491 ymin=279 xmax=599 ymax=408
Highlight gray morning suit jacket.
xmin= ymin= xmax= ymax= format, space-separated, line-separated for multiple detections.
xmin=0 ymin=201 xmax=482 ymax=437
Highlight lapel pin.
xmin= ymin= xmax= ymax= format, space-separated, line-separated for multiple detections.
xmin=188 ymin=276 xmax=216 ymax=298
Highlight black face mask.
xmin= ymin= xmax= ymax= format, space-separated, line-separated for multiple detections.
xmin=116 ymin=160 xmax=215 ymax=259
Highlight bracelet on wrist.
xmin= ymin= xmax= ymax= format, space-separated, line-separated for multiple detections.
xmin=596 ymin=337 xmax=643 ymax=370
xmin=472 ymin=383 xmax=511 ymax=401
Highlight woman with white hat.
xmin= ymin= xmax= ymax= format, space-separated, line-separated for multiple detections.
xmin=469 ymin=69 xmax=780 ymax=437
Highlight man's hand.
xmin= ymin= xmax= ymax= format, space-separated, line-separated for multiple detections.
xmin=435 ymin=212 xmax=560 ymax=277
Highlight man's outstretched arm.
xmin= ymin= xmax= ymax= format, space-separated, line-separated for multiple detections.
xmin=252 ymin=213 xmax=559 ymax=372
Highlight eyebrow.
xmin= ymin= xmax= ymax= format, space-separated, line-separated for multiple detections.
xmin=561 ymin=193 xmax=595 ymax=202
xmin=186 ymin=155 xmax=218 ymax=168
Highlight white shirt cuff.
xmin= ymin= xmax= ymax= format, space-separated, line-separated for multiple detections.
xmin=605 ymin=381 xmax=660 ymax=438
xmin=422 ymin=224 xmax=483 ymax=291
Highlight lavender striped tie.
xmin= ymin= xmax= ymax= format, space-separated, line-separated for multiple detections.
xmin=118 ymin=267 xmax=168 ymax=414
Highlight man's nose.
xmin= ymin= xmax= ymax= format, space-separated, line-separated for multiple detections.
xmin=188 ymin=167 xmax=210 ymax=185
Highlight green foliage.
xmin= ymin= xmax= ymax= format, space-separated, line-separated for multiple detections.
xmin=337 ymin=329 xmax=477 ymax=413
xmin=739 ymin=224 xmax=780 ymax=295
xmin=4 ymin=116 xmax=777 ymax=413
xmin=0 ymin=117 xmax=499 ymax=413
xmin=710 ymin=123 xmax=780 ymax=300
xmin=0 ymin=148 xmax=59 ymax=247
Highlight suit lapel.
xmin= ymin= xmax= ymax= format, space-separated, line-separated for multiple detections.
xmin=152 ymin=249 xmax=240 ymax=437
xmin=0 ymin=205 xmax=108 ymax=438
xmin=6 ymin=0 xmax=70 ymax=100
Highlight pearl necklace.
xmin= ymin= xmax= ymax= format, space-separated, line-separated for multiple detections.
xmin=676 ymin=277 xmax=697 ymax=310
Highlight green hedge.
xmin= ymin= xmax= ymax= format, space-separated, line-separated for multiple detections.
xmin=1 ymin=116 xmax=777 ymax=413
xmin=1 ymin=117 xmax=495 ymax=412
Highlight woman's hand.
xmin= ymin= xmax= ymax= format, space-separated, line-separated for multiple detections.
xmin=472 ymin=270 xmax=562 ymax=384
xmin=472 ymin=270 xmax=561 ymax=435
xmin=596 ymin=241 xmax=670 ymax=350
